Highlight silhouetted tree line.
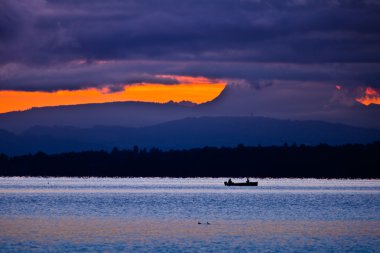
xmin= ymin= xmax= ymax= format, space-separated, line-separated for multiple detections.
xmin=0 ymin=142 xmax=379 ymax=178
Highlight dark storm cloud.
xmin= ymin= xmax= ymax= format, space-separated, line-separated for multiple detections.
xmin=0 ymin=0 xmax=380 ymax=91
xmin=0 ymin=60 xmax=180 ymax=91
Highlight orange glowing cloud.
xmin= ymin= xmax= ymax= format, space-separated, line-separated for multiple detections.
xmin=0 ymin=76 xmax=226 ymax=113
xmin=355 ymin=87 xmax=380 ymax=106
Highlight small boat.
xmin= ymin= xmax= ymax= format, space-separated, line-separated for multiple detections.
xmin=224 ymin=181 xmax=258 ymax=186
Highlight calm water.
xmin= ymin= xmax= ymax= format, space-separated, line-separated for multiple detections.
xmin=0 ymin=178 xmax=379 ymax=252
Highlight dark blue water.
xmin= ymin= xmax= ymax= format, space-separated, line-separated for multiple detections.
xmin=1 ymin=178 xmax=379 ymax=252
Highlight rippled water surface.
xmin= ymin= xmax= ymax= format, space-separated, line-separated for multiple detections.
xmin=1 ymin=178 xmax=379 ymax=252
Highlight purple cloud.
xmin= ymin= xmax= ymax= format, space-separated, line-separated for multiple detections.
xmin=1 ymin=0 xmax=380 ymax=127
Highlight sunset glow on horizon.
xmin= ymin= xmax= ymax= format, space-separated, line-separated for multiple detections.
xmin=0 ymin=76 xmax=226 ymax=113
xmin=355 ymin=87 xmax=380 ymax=106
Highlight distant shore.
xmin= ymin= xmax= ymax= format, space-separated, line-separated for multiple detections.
xmin=0 ymin=143 xmax=379 ymax=178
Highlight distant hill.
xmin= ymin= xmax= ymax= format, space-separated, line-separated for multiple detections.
xmin=1 ymin=116 xmax=380 ymax=155
xmin=1 ymin=86 xmax=380 ymax=133
xmin=0 ymin=101 xmax=206 ymax=133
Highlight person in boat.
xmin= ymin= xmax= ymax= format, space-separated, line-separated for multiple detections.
xmin=228 ymin=178 xmax=232 ymax=184
xmin=246 ymin=177 xmax=250 ymax=183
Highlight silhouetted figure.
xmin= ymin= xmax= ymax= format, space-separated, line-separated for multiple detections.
xmin=246 ymin=178 xmax=250 ymax=183
xmin=228 ymin=178 xmax=232 ymax=184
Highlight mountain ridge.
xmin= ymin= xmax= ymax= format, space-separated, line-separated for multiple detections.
xmin=1 ymin=85 xmax=380 ymax=132
xmin=1 ymin=116 xmax=380 ymax=156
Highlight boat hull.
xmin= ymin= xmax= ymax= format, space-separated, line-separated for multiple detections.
xmin=224 ymin=182 xmax=258 ymax=186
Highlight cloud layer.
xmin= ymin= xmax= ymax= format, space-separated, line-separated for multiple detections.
xmin=1 ymin=0 xmax=380 ymax=124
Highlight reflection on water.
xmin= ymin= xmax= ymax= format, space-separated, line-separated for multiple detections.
xmin=1 ymin=218 xmax=380 ymax=251
xmin=2 ymin=218 xmax=380 ymax=242
xmin=0 ymin=178 xmax=379 ymax=252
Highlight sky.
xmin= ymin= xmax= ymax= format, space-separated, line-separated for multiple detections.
xmin=0 ymin=75 xmax=226 ymax=113
xmin=0 ymin=0 xmax=380 ymax=122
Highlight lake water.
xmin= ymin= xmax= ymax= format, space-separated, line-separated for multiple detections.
xmin=0 ymin=178 xmax=379 ymax=252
